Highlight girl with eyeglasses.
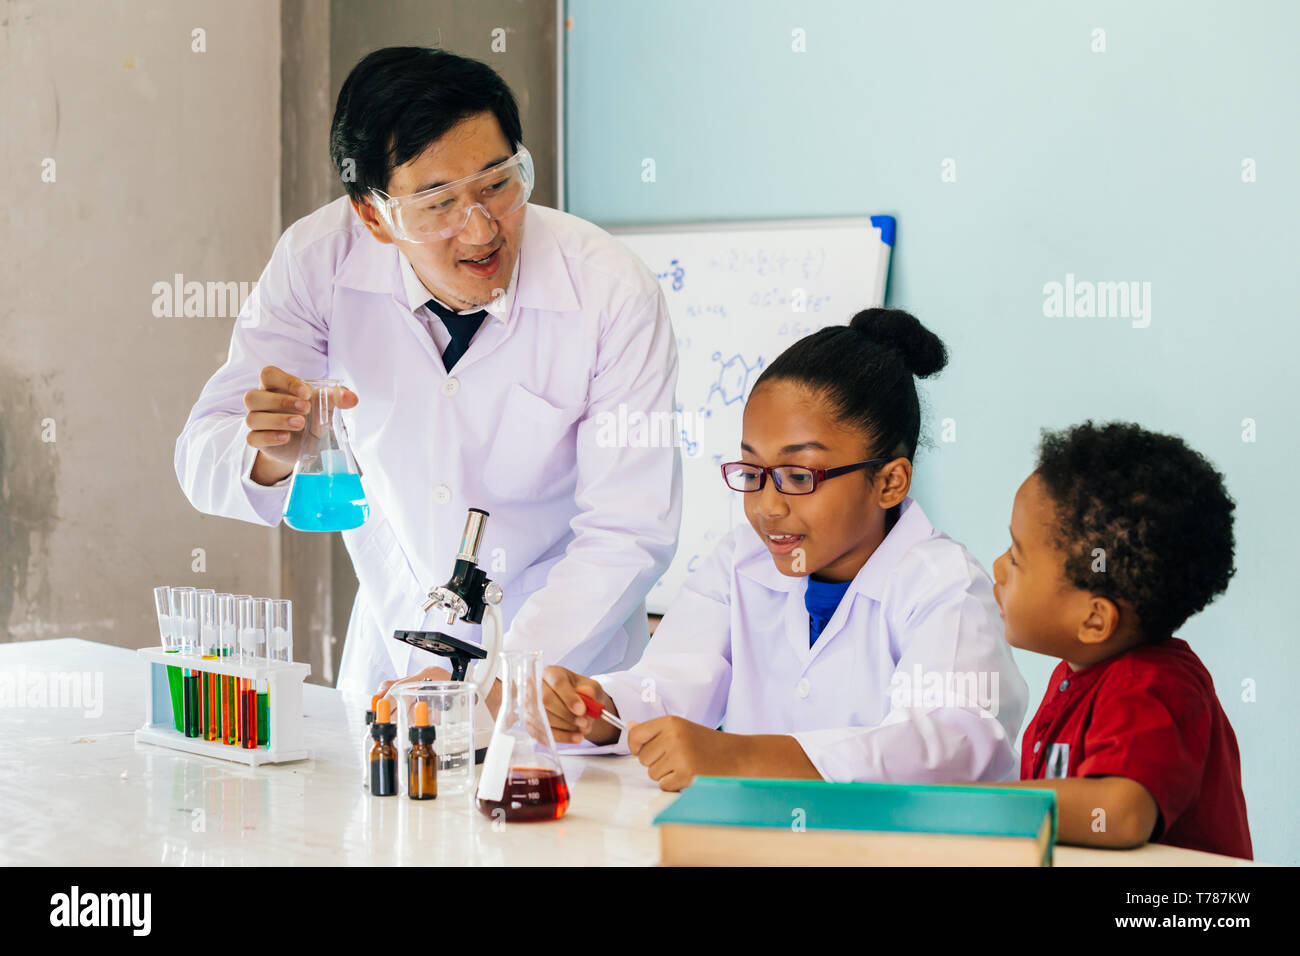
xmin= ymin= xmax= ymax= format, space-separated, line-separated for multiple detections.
xmin=543 ymin=308 xmax=1028 ymax=790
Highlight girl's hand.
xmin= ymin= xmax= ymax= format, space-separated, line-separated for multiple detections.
xmin=542 ymin=665 xmax=619 ymax=745
xmin=627 ymin=716 xmax=749 ymax=791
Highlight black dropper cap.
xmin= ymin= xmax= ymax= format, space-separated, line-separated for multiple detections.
xmin=409 ymin=724 xmax=437 ymax=745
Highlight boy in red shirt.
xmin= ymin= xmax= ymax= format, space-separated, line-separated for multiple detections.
xmin=991 ymin=421 xmax=1251 ymax=858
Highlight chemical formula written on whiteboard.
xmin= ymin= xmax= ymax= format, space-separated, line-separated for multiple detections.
xmin=749 ymin=288 xmax=833 ymax=312
xmin=652 ymin=258 xmax=686 ymax=291
xmin=777 ymin=320 xmax=832 ymax=338
xmin=708 ymin=247 xmax=828 ymax=280
xmin=700 ymin=352 xmax=764 ymax=416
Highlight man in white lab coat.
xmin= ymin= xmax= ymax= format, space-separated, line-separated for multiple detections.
xmin=175 ymin=47 xmax=682 ymax=697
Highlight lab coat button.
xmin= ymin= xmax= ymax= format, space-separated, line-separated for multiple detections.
xmin=1058 ymin=679 xmax=1070 ymax=692
xmin=441 ymin=378 xmax=460 ymax=396
xmin=1033 ymin=741 xmax=1042 ymax=753
xmin=433 ymin=484 xmax=452 ymax=504
xmin=796 ymin=678 xmax=811 ymax=699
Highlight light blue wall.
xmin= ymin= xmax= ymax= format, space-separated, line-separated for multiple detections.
xmin=564 ymin=0 xmax=1299 ymax=863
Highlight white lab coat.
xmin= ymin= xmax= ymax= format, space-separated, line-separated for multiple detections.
xmin=175 ymin=197 xmax=683 ymax=696
xmin=592 ymin=497 xmax=1029 ymax=783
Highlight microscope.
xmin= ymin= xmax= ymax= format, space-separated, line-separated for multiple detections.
xmin=391 ymin=508 xmax=503 ymax=762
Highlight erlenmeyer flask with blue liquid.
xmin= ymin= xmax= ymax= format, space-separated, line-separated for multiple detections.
xmin=283 ymin=379 xmax=369 ymax=532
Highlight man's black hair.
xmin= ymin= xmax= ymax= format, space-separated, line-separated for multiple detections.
xmin=1035 ymin=421 xmax=1237 ymax=642
xmin=329 ymin=47 xmax=523 ymax=202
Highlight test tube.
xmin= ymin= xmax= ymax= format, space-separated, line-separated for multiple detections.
xmin=197 ymin=589 xmax=217 ymax=740
xmin=217 ymin=594 xmax=237 ymax=745
xmin=154 ymin=586 xmax=183 ymax=732
xmin=235 ymin=595 xmax=254 ymax=662
xmin=254 ymin=598 xmax=272 ymax=747
xmin=236 ymin=595 xmax=256 ymax=749
xmin=169 ymin=587 xmax=198 ymax=737
xmin=269 ymin=599 xmax=292 ymax=663
xmin=268 ymin=599 xmax=291 ymax=751
xmin=154 ymin=586 xmax=175 ymax=649
xmin=170 ymin=586 xmax=198 ymax=654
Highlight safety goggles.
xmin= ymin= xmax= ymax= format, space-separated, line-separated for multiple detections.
xmin=368 ymin=146 xmax=534 ymax=242
xmin=720 ymin=459 xmax=891 ymax=495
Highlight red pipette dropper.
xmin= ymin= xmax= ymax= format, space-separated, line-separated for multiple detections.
xmin=577 ymin=692 xmax=627 ymax=732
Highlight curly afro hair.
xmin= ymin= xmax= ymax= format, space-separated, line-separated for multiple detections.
xmin=1034 ymin=421 xmax=1236 ymax=643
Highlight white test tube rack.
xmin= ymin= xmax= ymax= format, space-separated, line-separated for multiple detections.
xmin=133 ymin=647 xmax=312 ymax=766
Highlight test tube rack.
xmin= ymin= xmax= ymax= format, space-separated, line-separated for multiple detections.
xmin=134 ymin=647 xmax=312 ymax=766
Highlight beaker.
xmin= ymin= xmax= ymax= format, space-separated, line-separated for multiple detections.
xmin=475 ymin=650 xmax=570 ymax=822
xmin=396 ymin=682 xmax=477 ymax=796
xmin=283 ymin=379 xmax=369 ymax=532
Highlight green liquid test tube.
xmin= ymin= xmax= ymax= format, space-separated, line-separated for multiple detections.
xmin=166 ymin=658 xmax=184 ymax=732
xmin=257 ymin=691 xmax=269 ymax=747
xmin=155 ymin=587 xmax=185 ymax=732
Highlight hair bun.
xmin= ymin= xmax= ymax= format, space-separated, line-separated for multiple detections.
xmin=848 ymin=307 xmax=948 ymax=378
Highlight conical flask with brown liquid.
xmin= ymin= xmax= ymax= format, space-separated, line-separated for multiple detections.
xmin=475 ymin=650 xmax=569 ymax=822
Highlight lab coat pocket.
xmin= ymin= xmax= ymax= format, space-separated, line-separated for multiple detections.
xmin=482 ymin=383 xmax=581 ymax=501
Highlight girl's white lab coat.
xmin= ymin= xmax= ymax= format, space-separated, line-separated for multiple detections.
xmin=175 ymin=197 xmax=682 ymax=696
xmin=593 ymin=497 xmax=1029 ymax=783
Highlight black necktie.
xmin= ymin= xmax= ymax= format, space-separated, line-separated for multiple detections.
xmin=426 ymin=298 xmax=487 ymax=371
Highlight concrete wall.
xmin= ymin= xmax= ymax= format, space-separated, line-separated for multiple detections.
xmin=1 ymin=0 xmax=281 ymax=645
xmin=279 ymin=0 xmax=343 ymax=685
xmin=1 ymin=0 xmax=559 ymax=690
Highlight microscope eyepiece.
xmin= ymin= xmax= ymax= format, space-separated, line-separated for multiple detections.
xmin=457 ymin=508 xmax=490 ymax=563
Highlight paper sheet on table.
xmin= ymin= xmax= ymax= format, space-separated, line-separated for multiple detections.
xmin=556 ymin=741 xmax=624 ymax=756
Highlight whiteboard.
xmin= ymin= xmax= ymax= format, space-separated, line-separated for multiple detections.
xmin=611 ymin=216 xmax=896 ymax=614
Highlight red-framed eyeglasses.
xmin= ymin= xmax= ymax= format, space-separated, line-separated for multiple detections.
xmin=719 ymin=459 xmax=891 ymax=495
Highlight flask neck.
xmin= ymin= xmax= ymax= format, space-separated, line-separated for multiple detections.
xmin=494 ymin=651 xmax=545 ymax=728
xmin=306 ymin=379 xmax=341 ymax=427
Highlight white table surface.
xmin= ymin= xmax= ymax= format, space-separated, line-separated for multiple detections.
xmin=0 ymin=639 xmax=1255 ymax=867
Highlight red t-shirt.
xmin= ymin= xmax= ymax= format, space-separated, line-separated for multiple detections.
xmin=1020 ymin=638 xmax=1251 ymax=860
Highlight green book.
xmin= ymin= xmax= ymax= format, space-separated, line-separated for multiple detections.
xmin=653 ymin=777 xmax=1057 ymax=867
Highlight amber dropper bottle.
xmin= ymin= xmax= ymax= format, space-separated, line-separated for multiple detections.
xmin=369 ymin=697 xmax=398 ymax=796
xmin=408 ymin=700 xmax=437 ymax=801
xmin=361 ymin=693 xmax=380 ymax=792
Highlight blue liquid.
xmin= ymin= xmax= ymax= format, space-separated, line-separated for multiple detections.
xmin=284 ymin=472 xmax=369 ymax=532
